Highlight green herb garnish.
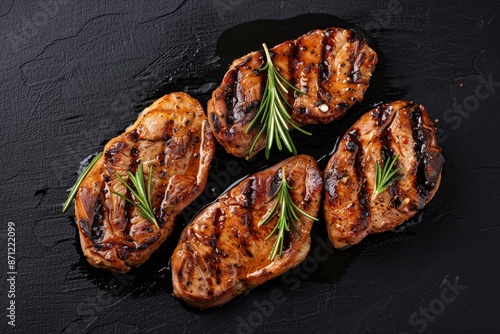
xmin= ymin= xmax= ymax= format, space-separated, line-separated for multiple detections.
xmin=246 ymin=43 xmax=311 ymax=159
xmin=62 ymin=152 xmax=103 ymax=213
xmin=373 ymin=154 xmax=401 ymax=200
xmin=260 ymin=167 xmax=318 ymax=260
xmin=112 ymin=164 xmax=158 ymax=228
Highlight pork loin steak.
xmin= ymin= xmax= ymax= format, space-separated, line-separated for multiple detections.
xmin=172 ymin=155 xmax=323 ymax=308
xmin=208 ymin=27 xmax=378 ymax=159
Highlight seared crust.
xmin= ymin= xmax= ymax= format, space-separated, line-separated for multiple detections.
xmin=208 ymin=27 xmax=378 ymax=159
xmin=171 ymin=155 xmax=323 ymax=308
xmin=323 ymin=101 xmax=444 ymax=248
xmin=75 ymin=93 xmax=215 ymax=273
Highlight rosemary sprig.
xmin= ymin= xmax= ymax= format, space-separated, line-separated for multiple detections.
xmin=372 ymin=154 xmax=401 ymax=200
xmin=260 ymin=167 xmax=318 ymax=260
xmin=112 ymin=164 xmax=158 ymax=228
xmin=62 ymin=152 xmax=103 ymax=213
xmin=246 ymin=43 xmax=311 ymax=159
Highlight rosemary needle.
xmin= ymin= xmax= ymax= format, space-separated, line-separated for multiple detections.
xmin=372 ymin=154 xmax=401 ymax=200
xmin=113 ymin=164 xmax=159 ymax=228
xmin=259 ymin=167 xmax=318 ymax=260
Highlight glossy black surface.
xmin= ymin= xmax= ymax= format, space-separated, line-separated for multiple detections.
xmin=1 ymin=1 xmax=499 ymax=333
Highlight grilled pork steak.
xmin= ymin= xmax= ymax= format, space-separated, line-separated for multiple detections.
xmin=75 ymin=93 xmax=215 ymax=273
xmin=323 ymin=101 xmax=444 ymax=248
xmin=171 ymin=155 xmax=323 ymax=308
xmin=208 ymin=27 xmax=378 ymax=159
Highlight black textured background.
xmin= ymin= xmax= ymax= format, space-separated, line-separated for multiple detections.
xmin=1 ymin=0 xmax=500 ymax=333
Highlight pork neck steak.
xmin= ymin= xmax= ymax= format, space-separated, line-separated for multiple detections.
xmin=208 ymin=27 xmax=378 ymax=159
xmin=323 ymin=101 xmax=444 ymax=248
xmin=171 ymin=155 xmax=323 ymax=308
xmin=75 ymin=93 xmax=215 ymax=273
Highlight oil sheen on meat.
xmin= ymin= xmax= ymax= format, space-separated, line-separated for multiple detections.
xmin=323 ymin=101 xmax=444 ymax=248
xmin=171 ymin=155 xmax=323 ymax=308
xmin=208 ymin=27 xmax=378 ymax=159
xmin=75 ymin=93 xmax=215 ymax=273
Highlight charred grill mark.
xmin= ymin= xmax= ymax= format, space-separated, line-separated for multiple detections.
xmin=105 ymin=141 xmax=127 ymax=165
xmin=318 ymin=33 xmax=330 ymax=82
xmin=336 ymin=102 xmax=350 ymax=111
xmin=409 ymin=105 xmax=431 ymax=201
xmin=239 ymin=237 xmax=254 ymax=258
xmin=210 ymin=113 xmax=220 ymax=134
xmin=347 ymin=129 xmax=370 ymax=232
xmin=127 ymin=130 xmax=139 ymax=143
xmin=268 ymin=168 xmax=283 ymax=198
xmin=123 ymin=200 xmax=134 ymax=235
xmin=351 ymin=49 xmax=365 ymax=84
xmin=105 ymin=149 xmax=117 ymax=164
xmin=80 ymin=219 xmax=92 ymax=239
xmin=241 ymin=211 xmax=249 ymax=225
xmin=116 ymin=246 xmax=129 ymax=260
xmin=372 ymin=104 xmax=395 ymax=129
xmin=234 ymin=69 xmax=244 ymax=119
xmin=210 ymin=208 xmax=223 ymax=249
xmin=162 ymin=124 xmax=172 ymax=141
xmin=240 ymin=178 xmax=256 ymax=207
xmin=324 ymin=167 xmax=339 ymax=200
xmin=348 ymin=37 xmax=362 ymax=83
xmin=347 ymin=28 xmax=363 ymax=43
xmin=227 ymin=56 xmax=255 ymax=126
xmin=241 ymin=100 xmax=260 ymax=117
xmin=370 ymin=105 xmax=383 ymax=124
xmin=90 ymin=196 xmax=105 ymax=245
xmin=135 ymin=232 xmax=161 ymax=250
xmin=207 ymin=209 xmax=223 ymax=285
xmin=377 ymin=104 xmax=403 ymax=207
xmin=379 ymin=118 xmax=396 ymax=162
xmin=389 ymin=185 xmax=404 ymax=208
xmin=158 ymin=150 xmax=166 ymax=166
xmin=238 ymin=210 xmax=255 ymax=261
xmin=223 ymin=67 xmax=239 ymax=126
xmin=382 ymin=105 xmax=393 ymax=124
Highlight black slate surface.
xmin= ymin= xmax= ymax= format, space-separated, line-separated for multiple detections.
xmin=1 ymin=0 xmax=500 ymax=333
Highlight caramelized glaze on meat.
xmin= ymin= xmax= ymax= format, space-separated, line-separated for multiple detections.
xmin=171 ymin=155 xmax=323 ymax=308
xmin=208 ymin=27 xmax=378 ymax=159
xmin=75 ymin=93 xmax=215 ymax=273
xmin=323 ymin=101 xmax=444 ymax=248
